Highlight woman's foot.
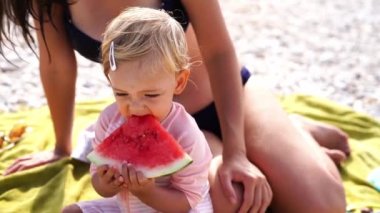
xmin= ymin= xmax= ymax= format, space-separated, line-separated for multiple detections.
xmin=321 ymin=147 xmax=347 ymax=166
xmin=290 ymin=114 xmax=350 ymax=165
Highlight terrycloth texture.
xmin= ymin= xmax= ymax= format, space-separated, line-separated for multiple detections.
xmin=0 ymin=95 xmax=379 ymax=212
xmin=280 ymin=95 xmax=380 ymax=212
xmin=0 ymin=99 xmax=112 ymax=212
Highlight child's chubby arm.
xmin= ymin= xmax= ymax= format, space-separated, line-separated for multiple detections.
xmin=121 ymin=164 xmax=191 ymax=213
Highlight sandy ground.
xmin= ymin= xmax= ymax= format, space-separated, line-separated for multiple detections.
xmin=1 ymin=0 xmax=380 ymax=119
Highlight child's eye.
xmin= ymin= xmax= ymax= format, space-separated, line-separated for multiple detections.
xmin=115 ymin=92 xmax=128 ymax=97
xmin=145 ymin=94 xmax=160 ymax=98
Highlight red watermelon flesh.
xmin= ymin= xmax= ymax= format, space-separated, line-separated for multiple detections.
xmin=87 ymin=115 xmax=192 ymax=178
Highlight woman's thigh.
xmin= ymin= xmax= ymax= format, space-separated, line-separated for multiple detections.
xmin=243 ymin=78 xmax=345 ymax=212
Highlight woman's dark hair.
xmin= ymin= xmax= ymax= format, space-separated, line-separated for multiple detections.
xmin=0 ymin=0 xmax=70 ymax=57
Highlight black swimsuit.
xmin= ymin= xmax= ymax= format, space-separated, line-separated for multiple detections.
xmin=64 ymin=0 xmax=189 ymax=62
xmin=64 ymin=0 xmax=251 ymax=139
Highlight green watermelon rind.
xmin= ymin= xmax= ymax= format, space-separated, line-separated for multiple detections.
xmin=87 ymin=151 xmax=193 ymax=178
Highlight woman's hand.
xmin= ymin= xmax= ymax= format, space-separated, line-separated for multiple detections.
xmin=219 ymin=153 xmax=273 ymax=213
xmin=3 ymin=150 xmax=69 ymax=175
xmin=120 ymin=163 xmax=155 ymax=195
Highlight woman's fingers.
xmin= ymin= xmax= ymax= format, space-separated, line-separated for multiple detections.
xmin=238 ymin=177 xmax=272 ymax=213
xmin=263 ymin=181 xmax=273 ymax=211
xmin=249 ymin=184 xmax=262 ymax=213
xmin=219 ymin=172 xmax=237 ymax=204
xmin=254 ymin=181 xmax=272 ymax=213
xmin=11 ymin=155 xmax=33 ymax=163
xmin=5 ymin=160 xmax=43 ymax=175
xmin=4 ymin=151 xmax=65 ymax=175
xmin=4 ymin=163 xmax=24 ymax=175
xmin=239 ymin=178 xmax=255 ymax=213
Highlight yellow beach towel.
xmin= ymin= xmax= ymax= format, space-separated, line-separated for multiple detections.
xmin=0 ymin=95 xmax=379 ymax=212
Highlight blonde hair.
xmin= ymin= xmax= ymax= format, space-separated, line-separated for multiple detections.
xmin=101 ymin=7 xmax=189 ymax=76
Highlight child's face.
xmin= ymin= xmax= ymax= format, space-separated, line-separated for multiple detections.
xmin=108 ymin=60 xmax=189 ymax=121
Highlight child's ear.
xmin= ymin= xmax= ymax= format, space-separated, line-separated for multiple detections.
xmin=174 ymin=69 xmax=190 ymax=95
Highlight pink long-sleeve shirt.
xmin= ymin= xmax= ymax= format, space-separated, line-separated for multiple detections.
xmin=90 ymin=102 xmax=213 ymax=212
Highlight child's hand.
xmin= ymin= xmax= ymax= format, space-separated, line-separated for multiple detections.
xmin=96 ymin=165 xmax=125 ymax=192
xmin=120 ymin=163 xmax=155 ymax=194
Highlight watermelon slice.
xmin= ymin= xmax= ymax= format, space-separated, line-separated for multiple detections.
xmin=87 ymin=115 xmax=192 ymax=178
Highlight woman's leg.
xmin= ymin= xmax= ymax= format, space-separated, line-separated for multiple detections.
xmin=290 ymin=114 xmax=349 ymax=165
xmin=290 ymin=114 xmax=350 ymax=155
xmin=243 ymin=78 xmax=346 ymax=213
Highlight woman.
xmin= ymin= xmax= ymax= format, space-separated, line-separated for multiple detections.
xmin=1 ymin=0 xmax=348 ymax=212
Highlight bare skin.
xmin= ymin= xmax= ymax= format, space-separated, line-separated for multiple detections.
xmin=6 ymin=0 xmax=347 ymax=212
xmin=290 ymin=114 xmax=350 ymax=165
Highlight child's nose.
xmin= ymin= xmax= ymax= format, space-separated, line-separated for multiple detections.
xmin=128 ymin=101 xmax=147 ymax=116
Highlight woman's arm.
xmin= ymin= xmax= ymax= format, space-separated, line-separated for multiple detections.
xmin=182 ymin=0 xmax=245 ymax=155
xmin=182 ymin=0 xmax=271 ymax=212
xmin=4 ymin=2 xmax=77 ymax=175
xmin=36 ymin=3 xmax=77 ymax=156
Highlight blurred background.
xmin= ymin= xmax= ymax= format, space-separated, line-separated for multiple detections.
xmin=1 ymin=0 xmax=380 ymax=119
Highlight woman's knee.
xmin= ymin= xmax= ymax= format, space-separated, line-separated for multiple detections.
xmin=61 ymin=204 xmax=82 ymax=213
xmin=307 ymin=180 xmax=346 ymax=213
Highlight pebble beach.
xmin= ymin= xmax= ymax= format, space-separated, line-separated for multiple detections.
xmin=1 ymin=0 xmax=380 ymax=119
